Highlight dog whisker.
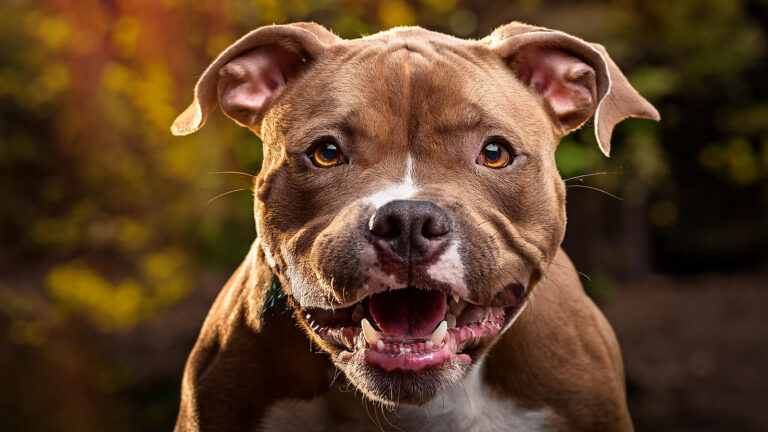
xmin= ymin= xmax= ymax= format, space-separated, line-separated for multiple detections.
xmin=209 ymin=170 xmax=256 ymax=178
xmin=206 ymin=188 xmax=250 ymax=205
xmin=562 ymin=171 xmax=618 ymax=182
xmin=329 ymin=367 xmax=343 ymax=388
xmin=456 ymin=381 xmax=473 ymax=419
xmin=361 ymin=398 xmax=377 ymax=430
xmin=380 ymin=405 xmax=403 ymax=432
xmin=525 ymin=290 xmax=545 ymax=336
xmin=546 ymin=260 xmax=592 ymax=281
xmin=565 ymin=184 xmax=623 ymax=200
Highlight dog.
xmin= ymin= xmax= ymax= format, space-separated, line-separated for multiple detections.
xmin=170 ymin=21 xmax=659 ymax=431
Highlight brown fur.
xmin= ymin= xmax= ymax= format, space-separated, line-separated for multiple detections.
xmin=171 ymin=21 xmax=658 ymax=431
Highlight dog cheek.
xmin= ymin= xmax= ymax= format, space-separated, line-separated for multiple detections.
xmin=310 ymin=227 xmax=368 ymax=304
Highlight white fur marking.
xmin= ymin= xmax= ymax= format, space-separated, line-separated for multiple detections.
xmin=427 ymin=241 xmax=469 ymax=298
xmin=259 ymin=359 xmax=558 ymax=431
xmin=366 ymin=154 xmax=419 ymax=209
xmin=359 ymin=245 xmax=400 ymax=290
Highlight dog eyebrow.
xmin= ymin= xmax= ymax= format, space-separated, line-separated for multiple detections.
xmin=435 ymin=105 xmax=486 ymax=134
xmin=429 ymin=103 xmax=504 ymax=136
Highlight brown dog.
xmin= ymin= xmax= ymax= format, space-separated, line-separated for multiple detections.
xmin=171 ymin=21 xmax=658 ymax=431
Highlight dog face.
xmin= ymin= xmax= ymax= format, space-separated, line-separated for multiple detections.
xmin=173 ymin=22 xmax=658 ymax=405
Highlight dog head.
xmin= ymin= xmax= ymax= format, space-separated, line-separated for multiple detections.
xmin=173 ymin=22 xmax=658 ymax=405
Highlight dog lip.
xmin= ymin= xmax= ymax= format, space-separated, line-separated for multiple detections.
xmin=329 ymin=283 xmax=482 ymax=310
xmin=363 ymin=340 xmax=471 ymax=372
xmin=306 ymin=302 xmax=507 ymax=362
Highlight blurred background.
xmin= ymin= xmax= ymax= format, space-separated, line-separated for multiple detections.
xmin=1 ymin=0 xmax=767 ymax=430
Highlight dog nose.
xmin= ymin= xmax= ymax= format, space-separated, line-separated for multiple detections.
xmin=369 ymin=200 xmax=452 ymax=262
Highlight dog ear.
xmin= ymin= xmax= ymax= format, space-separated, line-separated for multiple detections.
xmin=171 ymin=22 xmax=340 ymax=136
xmin=482 ymin=22 xmax=659 ymax=156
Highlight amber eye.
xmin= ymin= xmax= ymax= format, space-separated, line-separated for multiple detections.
xmin=310 ymin=141 xmax=344 ymax=167
xmin=479 ymin=142 xmax=512 ymax=168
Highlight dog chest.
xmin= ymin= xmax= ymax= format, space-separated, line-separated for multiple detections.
xmin=258 ymin=364 xmax=559 ymax=432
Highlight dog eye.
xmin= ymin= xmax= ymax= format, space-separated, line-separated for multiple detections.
xmin=310 ymin=141 xmax=345 ymax=168
xmin=478 ymin=141 xmax=512 ymax=168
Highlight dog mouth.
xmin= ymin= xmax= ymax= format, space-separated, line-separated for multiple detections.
xmin=301 ymin=286 xmax=509 ymax=372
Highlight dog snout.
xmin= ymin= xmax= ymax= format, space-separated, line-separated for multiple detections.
xmin=368 ymin=200 xmax=452 ymax=262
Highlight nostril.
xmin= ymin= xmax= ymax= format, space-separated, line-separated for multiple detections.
xmin=369 ymin=214 xmax=401 ymax=238
xmin=421 ymin=215 xmax=450 ymax=238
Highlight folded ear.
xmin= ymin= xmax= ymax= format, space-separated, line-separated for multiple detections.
xmin=482 ymin=22 xmax=660 ymax=156
xmin=171 ymin=22 xmax=340 ymax=136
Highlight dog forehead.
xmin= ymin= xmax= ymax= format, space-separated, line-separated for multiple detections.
xmin=269 ymin=31 xmax=553 ymax=153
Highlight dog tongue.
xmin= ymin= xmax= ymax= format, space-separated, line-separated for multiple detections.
xmin=369 ymin=288 xmax=446 ymax=338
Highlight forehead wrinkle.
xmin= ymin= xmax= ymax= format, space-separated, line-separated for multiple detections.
xmin=402 ymin=53 xmax=534 ymax=148
xmin=378 ymin=47 xmax=414 ymax=121
xmin=286 ymin=108 xmax=370 ymax=149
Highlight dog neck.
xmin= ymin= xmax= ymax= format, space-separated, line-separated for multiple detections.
xmin=258 ymin=358 xmax=559 ymax=432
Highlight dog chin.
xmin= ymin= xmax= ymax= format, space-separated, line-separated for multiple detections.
xmin=334 ymin=351 xmax=472 ymax=405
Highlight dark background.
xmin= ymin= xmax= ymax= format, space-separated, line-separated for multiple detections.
xmin=1 ymin=0 xmax=767 ymax=430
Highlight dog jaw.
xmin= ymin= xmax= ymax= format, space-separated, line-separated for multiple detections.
xmin=298 ymin=284 xmax=524 ymax=406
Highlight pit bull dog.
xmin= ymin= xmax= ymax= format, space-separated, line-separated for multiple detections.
xmin=170 ymin=21 xmax=659 ymax=431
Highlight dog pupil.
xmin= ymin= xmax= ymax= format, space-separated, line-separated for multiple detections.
xmin=486 ymin=143 xmax=500 ymax=161
xmin=321 ymin=144 xmax=337 ymax=161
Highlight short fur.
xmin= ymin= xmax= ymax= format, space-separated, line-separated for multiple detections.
xmin=172 ymin=21 xmax=658 ymax=431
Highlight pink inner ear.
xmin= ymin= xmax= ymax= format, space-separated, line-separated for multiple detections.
xmin=514 ymin=47 xmax=596 ymax=129
xmin=218 ymin=46 xmax=301 ymax=127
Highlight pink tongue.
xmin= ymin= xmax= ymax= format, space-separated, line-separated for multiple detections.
xmin=369 ymin=288 xmax=446 ymax=337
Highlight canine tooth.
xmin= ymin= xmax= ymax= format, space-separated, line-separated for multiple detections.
xmin=376 ymin=339 xmax=384 ymax=351
xmin=426 ymin=340 xmax=433 ymax=350
xmin=361 ymin=318 xmax=381 ymax=346
xmin=446 ymin=313 xmax=456 ymax=329
xmin=452 ymin=294 xmax=460 ymax=303
xmin=430 ymin=321 xmax=448 ymax=346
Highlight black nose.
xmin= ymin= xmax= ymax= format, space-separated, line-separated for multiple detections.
xmin=368 ymin=200 xmax=452 ymax=262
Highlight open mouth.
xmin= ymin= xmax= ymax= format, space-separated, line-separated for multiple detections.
xmin=301 ymin=287 xmax=508 ymax=372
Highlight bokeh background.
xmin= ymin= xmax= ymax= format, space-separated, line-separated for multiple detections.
xmin=1 ymin=0 xmax=767 ymax=430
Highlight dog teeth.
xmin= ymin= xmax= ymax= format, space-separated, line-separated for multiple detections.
xmin=430 ymin=321 xmax=448 ymax=346
xmin=361 ymin=318 xmax=381 ymax=347
xmin=446 ymin=313 xmax=456 ymax=329
xmin=452 ymin=294 xmax=460 ymax=303
xmin=426 ymin=340 xmax=433 ymax=350
xmin=376 ymin=339 xmax=384 ymax=351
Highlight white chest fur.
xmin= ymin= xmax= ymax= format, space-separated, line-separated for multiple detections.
xmin=258 ymin=360 xmax=558 ymax=432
